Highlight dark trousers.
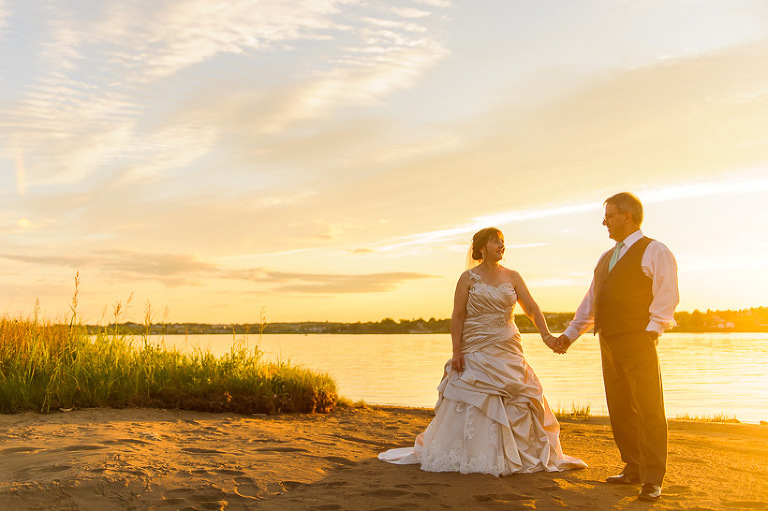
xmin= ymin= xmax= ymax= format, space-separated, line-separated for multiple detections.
xmin=599 ymin=331 xmax=667 ymax=485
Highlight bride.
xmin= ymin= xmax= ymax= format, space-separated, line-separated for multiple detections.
xmin=379 ymin=227 xmax=586 ymax=475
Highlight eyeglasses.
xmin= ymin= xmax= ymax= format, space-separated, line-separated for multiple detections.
xmin=602 ymin=212 xmax=623 ymax=223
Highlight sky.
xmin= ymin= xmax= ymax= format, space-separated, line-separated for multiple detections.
xmin=1 ymin=0 xmax=767 ymax=325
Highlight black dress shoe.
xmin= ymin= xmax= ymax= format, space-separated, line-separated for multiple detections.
xmin=638 ymin=483 xmax=662 ymax=501
xmin=605 ymin=473 xmax=640 ymax=484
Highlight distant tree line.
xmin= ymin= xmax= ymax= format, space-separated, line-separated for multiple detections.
xmin=669 ymin=307 xmax=768 ymax=332
xmin=84 ymin=307 xmax=768 ymax=336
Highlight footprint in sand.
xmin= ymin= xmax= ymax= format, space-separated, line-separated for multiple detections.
xmin=136 ymin=430 xmax=164 ymax=441
xmin=248 ymin=437 xmax=286 ymax=444
xmin=255 ymin=446 xmax=310 ymax=453
xmin=265 ymin=481 xmax=306 ymax=494
xmin=158 ymin=497 xmax=190 ymax=507
xmin=165 ymin=487 xmax=197 ymax=497
xmin=30 ymin=464 xmax=72 ymax=474
xmin=474 ymin=493 xmax=534 ymax=503
xmin=363 ymin=489 xmax=410 ymax=497
xmin=181 ymin=447 xmax=226 ymax=454
xmin=186 ymin=486 xmax=228 ymax=507
xmin=280 ymin=481 xmax=306 ymax=491
xmin=119 ymin=468 xmax=150 ymax=477
xmin=660 ymin=484 xmax=691 ymax=499
xmin=109 ymin=438 xmax=151 ymax=445
xmin=213 ymin=468 xmax=245 ymax=476
xmin=322 ymin=456 xmax=358 ymax=466
xmin=234 ymin=476 xmax=262 ymax=500
xmin=62 ymin=444 xmax=106 ymax=451
xmin=316 ymin=481 xmax=350 ymax=488
xmin=544 ymin=478 xmax=596 ymax=491
xmin=335 ymin=434 xmax=386 ymax=447
xmin=0 ymin=446 xmax=42 ymax=454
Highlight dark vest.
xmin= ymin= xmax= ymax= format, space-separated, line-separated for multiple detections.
xmin=594 ymin=236 xmax=653 ymax=336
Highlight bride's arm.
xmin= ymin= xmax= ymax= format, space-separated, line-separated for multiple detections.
xmin=450 ymin=272 xmax=471 ymax=372
xmin=511 ymin=271 xmax=556 ymax=345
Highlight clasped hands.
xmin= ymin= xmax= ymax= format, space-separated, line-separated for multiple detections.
xmin=544 ymin=334 xmax=571 ymax=354
xmin=452 ymin=333 xmax=571 ymax=372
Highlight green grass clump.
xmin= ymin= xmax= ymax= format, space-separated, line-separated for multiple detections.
xmin=0 ymin=316 xmax=337 ymax=415
xmin=554 ymin=401 xmax=593 ymax=420
xmin=674 ymin=412 xmax=740 ymax=423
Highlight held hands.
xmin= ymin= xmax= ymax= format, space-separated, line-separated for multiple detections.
xmin=544 ymin=334 xmax=571 ymax=354
xmin=556 ymin=334 xmax=572 ymax=353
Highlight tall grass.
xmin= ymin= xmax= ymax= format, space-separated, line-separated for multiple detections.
xmin=554 ymin=401 xmax=594 ymax=420
xmin=0 ymin=284 xmax=337 ymax=414
xmin=674 ymin=412 xmax=740 ymax=423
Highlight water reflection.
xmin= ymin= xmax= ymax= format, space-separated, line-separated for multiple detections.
xmin=151 ymin=332 xmax=768 ymax=424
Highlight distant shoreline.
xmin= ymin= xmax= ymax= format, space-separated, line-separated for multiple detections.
xmin=87 ymin=306 xmax=768 ymax=336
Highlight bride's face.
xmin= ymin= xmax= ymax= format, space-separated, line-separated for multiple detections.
xmin=484 ymin=234 xmax=505 ymax=262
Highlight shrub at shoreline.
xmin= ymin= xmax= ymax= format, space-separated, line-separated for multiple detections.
xmin=0 ymin=317 xmax=337 ymax=415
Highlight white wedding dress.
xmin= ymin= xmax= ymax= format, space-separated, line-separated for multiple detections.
xmin=379 ymin=270 xmax=586 ymax=476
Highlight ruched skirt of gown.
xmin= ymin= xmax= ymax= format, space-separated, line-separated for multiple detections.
xmin=378 ymin=272 xmax=586 ymax=476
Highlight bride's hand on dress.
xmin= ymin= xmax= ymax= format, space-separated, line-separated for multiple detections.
xmin=451 ymin=352 xmax=465 ymax=372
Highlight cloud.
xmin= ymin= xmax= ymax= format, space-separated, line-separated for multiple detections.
xmin=0 ymin=251 xmax=217 ymax=285
xmin=1 ymin=0 xmax=451 ymax=190
xmin=74 ymin=1 xmax=357 ymax=80
xmin=369 ymin=170 xmax=768 ymax=253
xmin=411 ymin=0 xmax=451 ymax=7
xmin=184 ymin=4 xmax=450 ymax=139
xmin=0 ymin=250 xmax=436 ymax=293
xmin=0 ymin=3 xmax=8 ymax=34
xmin=258 ymin=270 xmax=437 ymax=293
xmin=300 ymin=39 xmax=768 ymax=241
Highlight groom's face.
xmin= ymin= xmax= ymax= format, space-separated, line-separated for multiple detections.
xmin=603 ymin=204 xmax=631 ymax=242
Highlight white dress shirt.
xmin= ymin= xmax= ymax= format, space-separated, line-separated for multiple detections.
xmin=563 ymin=229 xmax=679 ymax=343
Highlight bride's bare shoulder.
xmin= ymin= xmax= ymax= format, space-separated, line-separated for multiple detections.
xmin=499 ymin=265 xmax=519 ymax=276
xmin=501 ymin=266 xmax=524 ymax=283
xmin=458 ymin=269 xmax=474 ymax=282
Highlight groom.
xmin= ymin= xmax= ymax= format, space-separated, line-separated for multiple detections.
xmin=556 ymin=192 xmax=679 ymax=501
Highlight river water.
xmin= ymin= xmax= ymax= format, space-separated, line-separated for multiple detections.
xmin=149 ymin=332 xmax=768 ymax=424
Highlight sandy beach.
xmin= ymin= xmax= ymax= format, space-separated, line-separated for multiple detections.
xmin=0 ymin=406 xmax=766 ymax=511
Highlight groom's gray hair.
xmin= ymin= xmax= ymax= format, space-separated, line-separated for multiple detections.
xmin=605 ymin=192 xmax=643 ymax=225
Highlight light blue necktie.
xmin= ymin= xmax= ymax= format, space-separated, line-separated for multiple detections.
xmin=608 ymin=241 xmax=625 ymax=272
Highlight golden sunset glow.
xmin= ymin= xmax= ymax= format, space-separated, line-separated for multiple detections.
xmin=1 ymin=1 xmax=767 ymax=323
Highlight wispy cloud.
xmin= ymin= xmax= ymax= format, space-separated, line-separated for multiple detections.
xmin=0 ymin=250 xmax=436 ymax=293
xmin=0 ymin=251 xmax=216 ymax=285
xmin=1 ymin=0 xmax=451 ymax=189
xmin=191 ymin=4 xmax=450 ymax=137
xmin=0 ymin=2 xmax=8 ymax=35
xmin=258 ymin=270 xmax=436 ymax=293
xmin=372 ymin=171 xmax=768 ymax=252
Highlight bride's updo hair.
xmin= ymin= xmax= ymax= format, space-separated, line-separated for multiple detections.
xmin=471 ymin=227 xmax=503 ymax=261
